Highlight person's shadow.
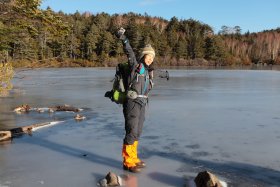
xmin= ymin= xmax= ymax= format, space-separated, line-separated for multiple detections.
xmin=23 ymin=136 xmax=121 ymax=169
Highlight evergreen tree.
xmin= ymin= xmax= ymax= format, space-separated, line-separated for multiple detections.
xmin=204 ymin=36 xmax=226 ymax=62
xmin=1 ymin=2 xmax=280 ymax=67
xmin=175 ymin=36 xmax=188 ymax=59
xmin=85 ymin=23 xmax=100 ymax=61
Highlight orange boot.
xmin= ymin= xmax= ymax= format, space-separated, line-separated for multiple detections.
xmin=122 ymin=144 xmax=141 ymax=173
xmin=133 ymin=141 xmax=146 ymax=168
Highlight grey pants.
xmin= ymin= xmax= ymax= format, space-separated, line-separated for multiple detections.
xmin=123 ymin=98 xmax=146 ymax=145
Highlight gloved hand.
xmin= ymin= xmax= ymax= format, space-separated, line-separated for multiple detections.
xmin=116 ymin=27 xmax=127 ymax=41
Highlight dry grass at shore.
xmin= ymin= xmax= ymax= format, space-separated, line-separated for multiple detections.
xmin=0 ymin=62 xmax=14 ymax=97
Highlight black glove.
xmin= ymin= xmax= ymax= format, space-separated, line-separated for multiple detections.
xmin=116 ymin=27 xmax=127 ymax=41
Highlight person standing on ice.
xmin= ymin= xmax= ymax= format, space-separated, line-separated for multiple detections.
xmin=116 ymin=28 xmax=155 ymax=173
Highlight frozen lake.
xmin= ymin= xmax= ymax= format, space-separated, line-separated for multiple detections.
xmin=1 ymin=68 xmax=280 ymax=187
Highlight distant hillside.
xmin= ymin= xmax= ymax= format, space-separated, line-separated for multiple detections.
xmin=0 ymin=0 xmax=280 ymax=67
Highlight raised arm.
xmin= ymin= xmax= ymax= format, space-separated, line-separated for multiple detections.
xmin=117 ymin=28 xmax=138 ymax=68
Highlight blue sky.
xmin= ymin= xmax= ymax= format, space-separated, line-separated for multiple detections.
xmin=41 ymin=0 xmax=280 ymax=33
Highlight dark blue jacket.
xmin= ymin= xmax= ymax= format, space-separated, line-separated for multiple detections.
xmin=123 ymin=39 xmax=153 ymax=101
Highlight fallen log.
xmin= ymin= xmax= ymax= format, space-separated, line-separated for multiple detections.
xmin=0 ymin=122 xmax=52 ymax=142
xmin=51 ymin=105 xmax=81 ymax=112
xmin=13 ymin=104 xmax=31 ymax=113
xmin=13 ymin=104 xmax=81 ymax=113
xmin=10 ymin=122 xmax=51 ymax=136
xmin=0 ymin=131 xmax=12 ymax=142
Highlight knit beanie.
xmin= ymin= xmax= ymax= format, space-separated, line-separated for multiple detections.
xmin=140 ymin=44 xmax=155 ymax=59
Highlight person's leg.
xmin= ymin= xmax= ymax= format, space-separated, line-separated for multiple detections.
xmin=122 ymin=99 xmax=141 ymax=172
xmin=137 ymin=104 xmax=145 ymax=140
xmin=133 ymin=105 xmax=146 ymax=167
xmin=123 ymin=99 xmax=140 ymax=145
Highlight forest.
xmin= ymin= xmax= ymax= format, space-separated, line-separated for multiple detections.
xmin=1 ymin=0 xmax=280 ymax=68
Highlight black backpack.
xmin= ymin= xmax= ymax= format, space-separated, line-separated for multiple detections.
xmin=105 ymin=62 xmax=130 ymax=104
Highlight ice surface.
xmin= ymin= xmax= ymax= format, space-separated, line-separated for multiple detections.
xmin=1 ymin=68 xmax=280 ymax=187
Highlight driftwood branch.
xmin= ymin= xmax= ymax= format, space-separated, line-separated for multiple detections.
xmin=0 ymin=122 xmax=52 ymax=142
xmin=13 ymin=104 xmax=81 ymax=113
xmin=2 ymin=104 xmax=85 ymax=142
xmin=52 ymin=105 xmax=81 ymax=112
xmin=0 ymin=131 xmax=12 ymax=142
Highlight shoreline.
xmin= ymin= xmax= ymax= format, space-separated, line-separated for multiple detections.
xmin=12 ymin=64 xmax=280 ymax=72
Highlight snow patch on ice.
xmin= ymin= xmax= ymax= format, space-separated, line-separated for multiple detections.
xmin=32 ymin=121 xmax=64 ymax=131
